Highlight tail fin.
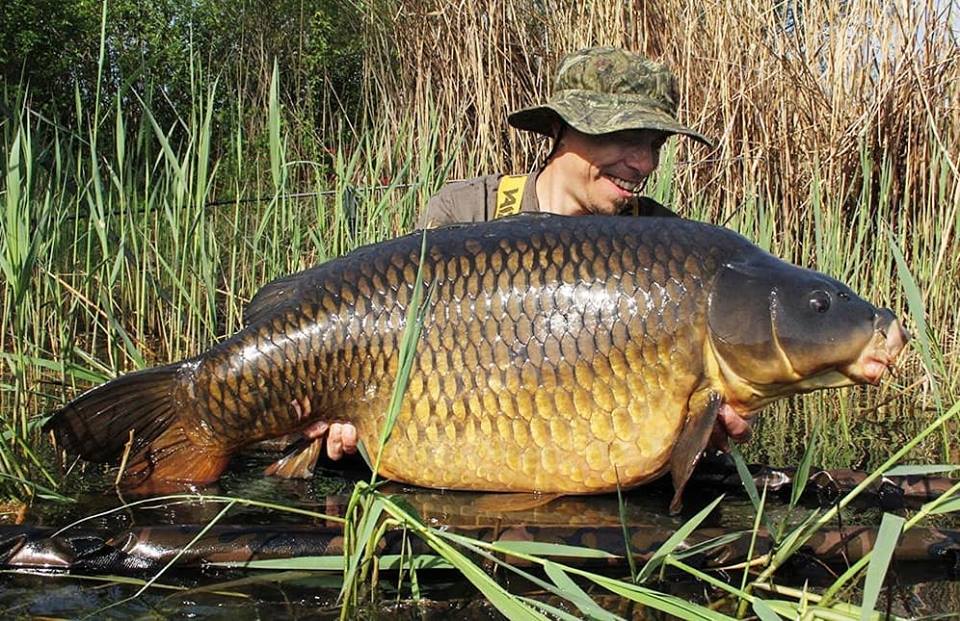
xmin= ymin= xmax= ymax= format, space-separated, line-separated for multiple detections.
xmin=45 ymin=364 xmax=183 ymax=463
xmin=45 ymin=363 xmax=232 ymax=492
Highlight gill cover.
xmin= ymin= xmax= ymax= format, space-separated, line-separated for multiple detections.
xmin=707 ymin=256 xmax=878 ymax=386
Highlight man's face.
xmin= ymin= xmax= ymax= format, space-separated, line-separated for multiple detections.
xmin=554 ymin=127 xmax=668 ymax=215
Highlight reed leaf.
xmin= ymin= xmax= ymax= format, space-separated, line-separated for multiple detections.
xmin=519 ymin=596 xmax=588 ymax=621
xmin=543 ymin=561 xmax=624 ymax=621
xmin=588 ymin=576 xmax=734 ymax=621
xmin=636 ymin=494 xmax=724 ymax=583
xmin=729 ymin=445 xmax=774 ymax=535
xmin=372 ymin=229 xmax=429 ymax=476
xmin=791 ymin=418 xmax=822 ymax=509
xmin=929 ymin=498 xmax=960 ymax=515
xmin=493 ymin=541 xmax=617 ymax=559
xmin=883 ymin=465 xmax=958 ymax=476
xmin=888 ymin=233 xmax=942 ymax=406
xmin=859 ymin=513 xmax=905 ymax=621
xmin=752 ymin=599 xmax=784 ymax=621
xmin=615 ymin=474 xmax=638 ymax=581
xmin=339 ymin=496 xmax=384 ymax=602
xmin=670 ymin=532 xmax=746 ymax=562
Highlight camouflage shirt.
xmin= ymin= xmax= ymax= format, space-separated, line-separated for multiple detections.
xmin=418 ymin=168 xmax=678 ymax=228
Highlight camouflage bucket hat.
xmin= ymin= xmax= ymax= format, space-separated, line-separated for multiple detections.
xmin=508 ymin=47 xmax=715 ymax=148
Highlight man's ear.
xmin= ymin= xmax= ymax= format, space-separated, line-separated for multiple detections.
xmin=544 ymin=119 xmax=567 ymax=162
xmin=550 ymin=119 xmax=566 ymax=143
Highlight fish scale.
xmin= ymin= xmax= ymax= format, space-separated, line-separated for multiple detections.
xmin=46 ymin=214 xmax=908 ymax=511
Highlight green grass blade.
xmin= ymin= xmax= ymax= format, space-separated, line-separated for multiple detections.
xmin=791 ymin=418 xmax=822 ymax=508
xmin=859 ymin=513 xmax=905 ymax=620
xmin=0 ymin=571 xmax=246 ymax=598
xmin=135 ymin=93 xmax=185 ymax=187
xmin=0 ymin=472 xmax=74 ymax=503
xmin=339 ymin=496 xmax=384 ymax=601
xmin=929 ymin=498 xmax=960 ymax=515
xmin=670 ymin=531 xmax=746 ymax=562
xmin=437 ymin=529 xmax=597 ymax=607
xmin=376 ymin=493 xmax=547 ymax=620
xmin=637 ymin=494 xmax=724 ymax=583
xmin=543 ymin=561 xmax=624 ymax=621
xmin=771 ymin=507 xmax=823 ymax=567
xmin=888 ymin=232 xmax=942 ymax=407
xmin=728 ymin=445 xmax=774 ymax=536
xmin=883 ymin=465 xmax=958 ymax=476
xmin=493 ymin=541 xmax=617 ymax=559
xmin=372 ymin=229 xmax=429 ymax=478
xmin=615 ymin=473 xmax=638 ymax=581
xmin=268 ymin=60 xmax=281 ymax=190
xmin=589 ymin=576 xmax=735 ymax=620
xmin=753 ymin=598 xmax=785 ymax=621
xmin=424 ymin=534 xmax=548 ymax=620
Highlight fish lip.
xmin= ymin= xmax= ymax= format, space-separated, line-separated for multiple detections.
xmin=843 ymin=316 xmax=910 ymax=384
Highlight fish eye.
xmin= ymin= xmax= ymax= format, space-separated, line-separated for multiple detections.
xmin=809 ymin=291 xmax=831 ymax=313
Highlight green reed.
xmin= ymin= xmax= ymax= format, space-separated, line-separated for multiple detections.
xmin=0 ymin=59 xmax=458 ymax=500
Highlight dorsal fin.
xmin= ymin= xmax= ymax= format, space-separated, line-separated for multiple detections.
xmin=243 ymin=273 xmax=306 ymax=326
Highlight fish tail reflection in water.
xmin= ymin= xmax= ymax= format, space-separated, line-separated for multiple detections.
xmin=44 ymin=214 xmax=908 ymax=510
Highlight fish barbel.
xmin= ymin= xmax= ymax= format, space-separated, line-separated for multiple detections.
xmin=46 ymin=214 xmax=908 ymax=511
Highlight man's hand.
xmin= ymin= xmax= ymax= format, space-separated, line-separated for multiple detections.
xmin=290 ymin=398 xmax=359 ymax=460
xmin=708 ymin=404 xmax=753 ymax=452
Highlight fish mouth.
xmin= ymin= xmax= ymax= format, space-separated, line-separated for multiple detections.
xmin=843 ymin=315 xmax=910 ymax=384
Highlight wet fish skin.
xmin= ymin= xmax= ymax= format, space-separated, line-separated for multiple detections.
xmin=46 ymin=214 xmax=907 ymax=508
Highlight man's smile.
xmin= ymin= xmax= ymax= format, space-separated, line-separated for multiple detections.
xmin=604 ymin=173 xmax=645 ymax=195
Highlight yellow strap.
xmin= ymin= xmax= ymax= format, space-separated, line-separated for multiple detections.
xmin=494 ymin=174 xmax=528 ymax=219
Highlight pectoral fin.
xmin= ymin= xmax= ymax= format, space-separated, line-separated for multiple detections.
xmin=669 ymin=391 xmax=723 ymax=514
xmin=265 ymin=437 xmax=322 ymax=479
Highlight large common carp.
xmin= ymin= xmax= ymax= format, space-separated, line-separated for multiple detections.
xmin=46 ymin=214 xmax=908 ymax=511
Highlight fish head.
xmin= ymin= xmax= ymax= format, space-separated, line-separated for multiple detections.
xmin=706 ymin=256 xmax=909 ymax=408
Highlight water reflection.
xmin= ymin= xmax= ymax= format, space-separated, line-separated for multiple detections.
xmin=1 ymin=451 xmax=957 ymax=618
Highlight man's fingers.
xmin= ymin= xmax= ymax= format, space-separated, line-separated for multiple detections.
xmin=341 ymin=424 xmax=358 ymax=455
xmin=297 ymin=416 xmax=358 ymax=461
xmin=327 ymin=423 xmax=344 ymax=460
xmin=303 ymin=420 xmax=329 ymax=440
xmin=719 ymin=405 xmax=753 ymax=443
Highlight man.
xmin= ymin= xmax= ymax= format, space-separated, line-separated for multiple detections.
xmin=286 ymin=47 xmax=746 ymax=472
xmin=419 ymin=46 xmax=713 ymax=227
